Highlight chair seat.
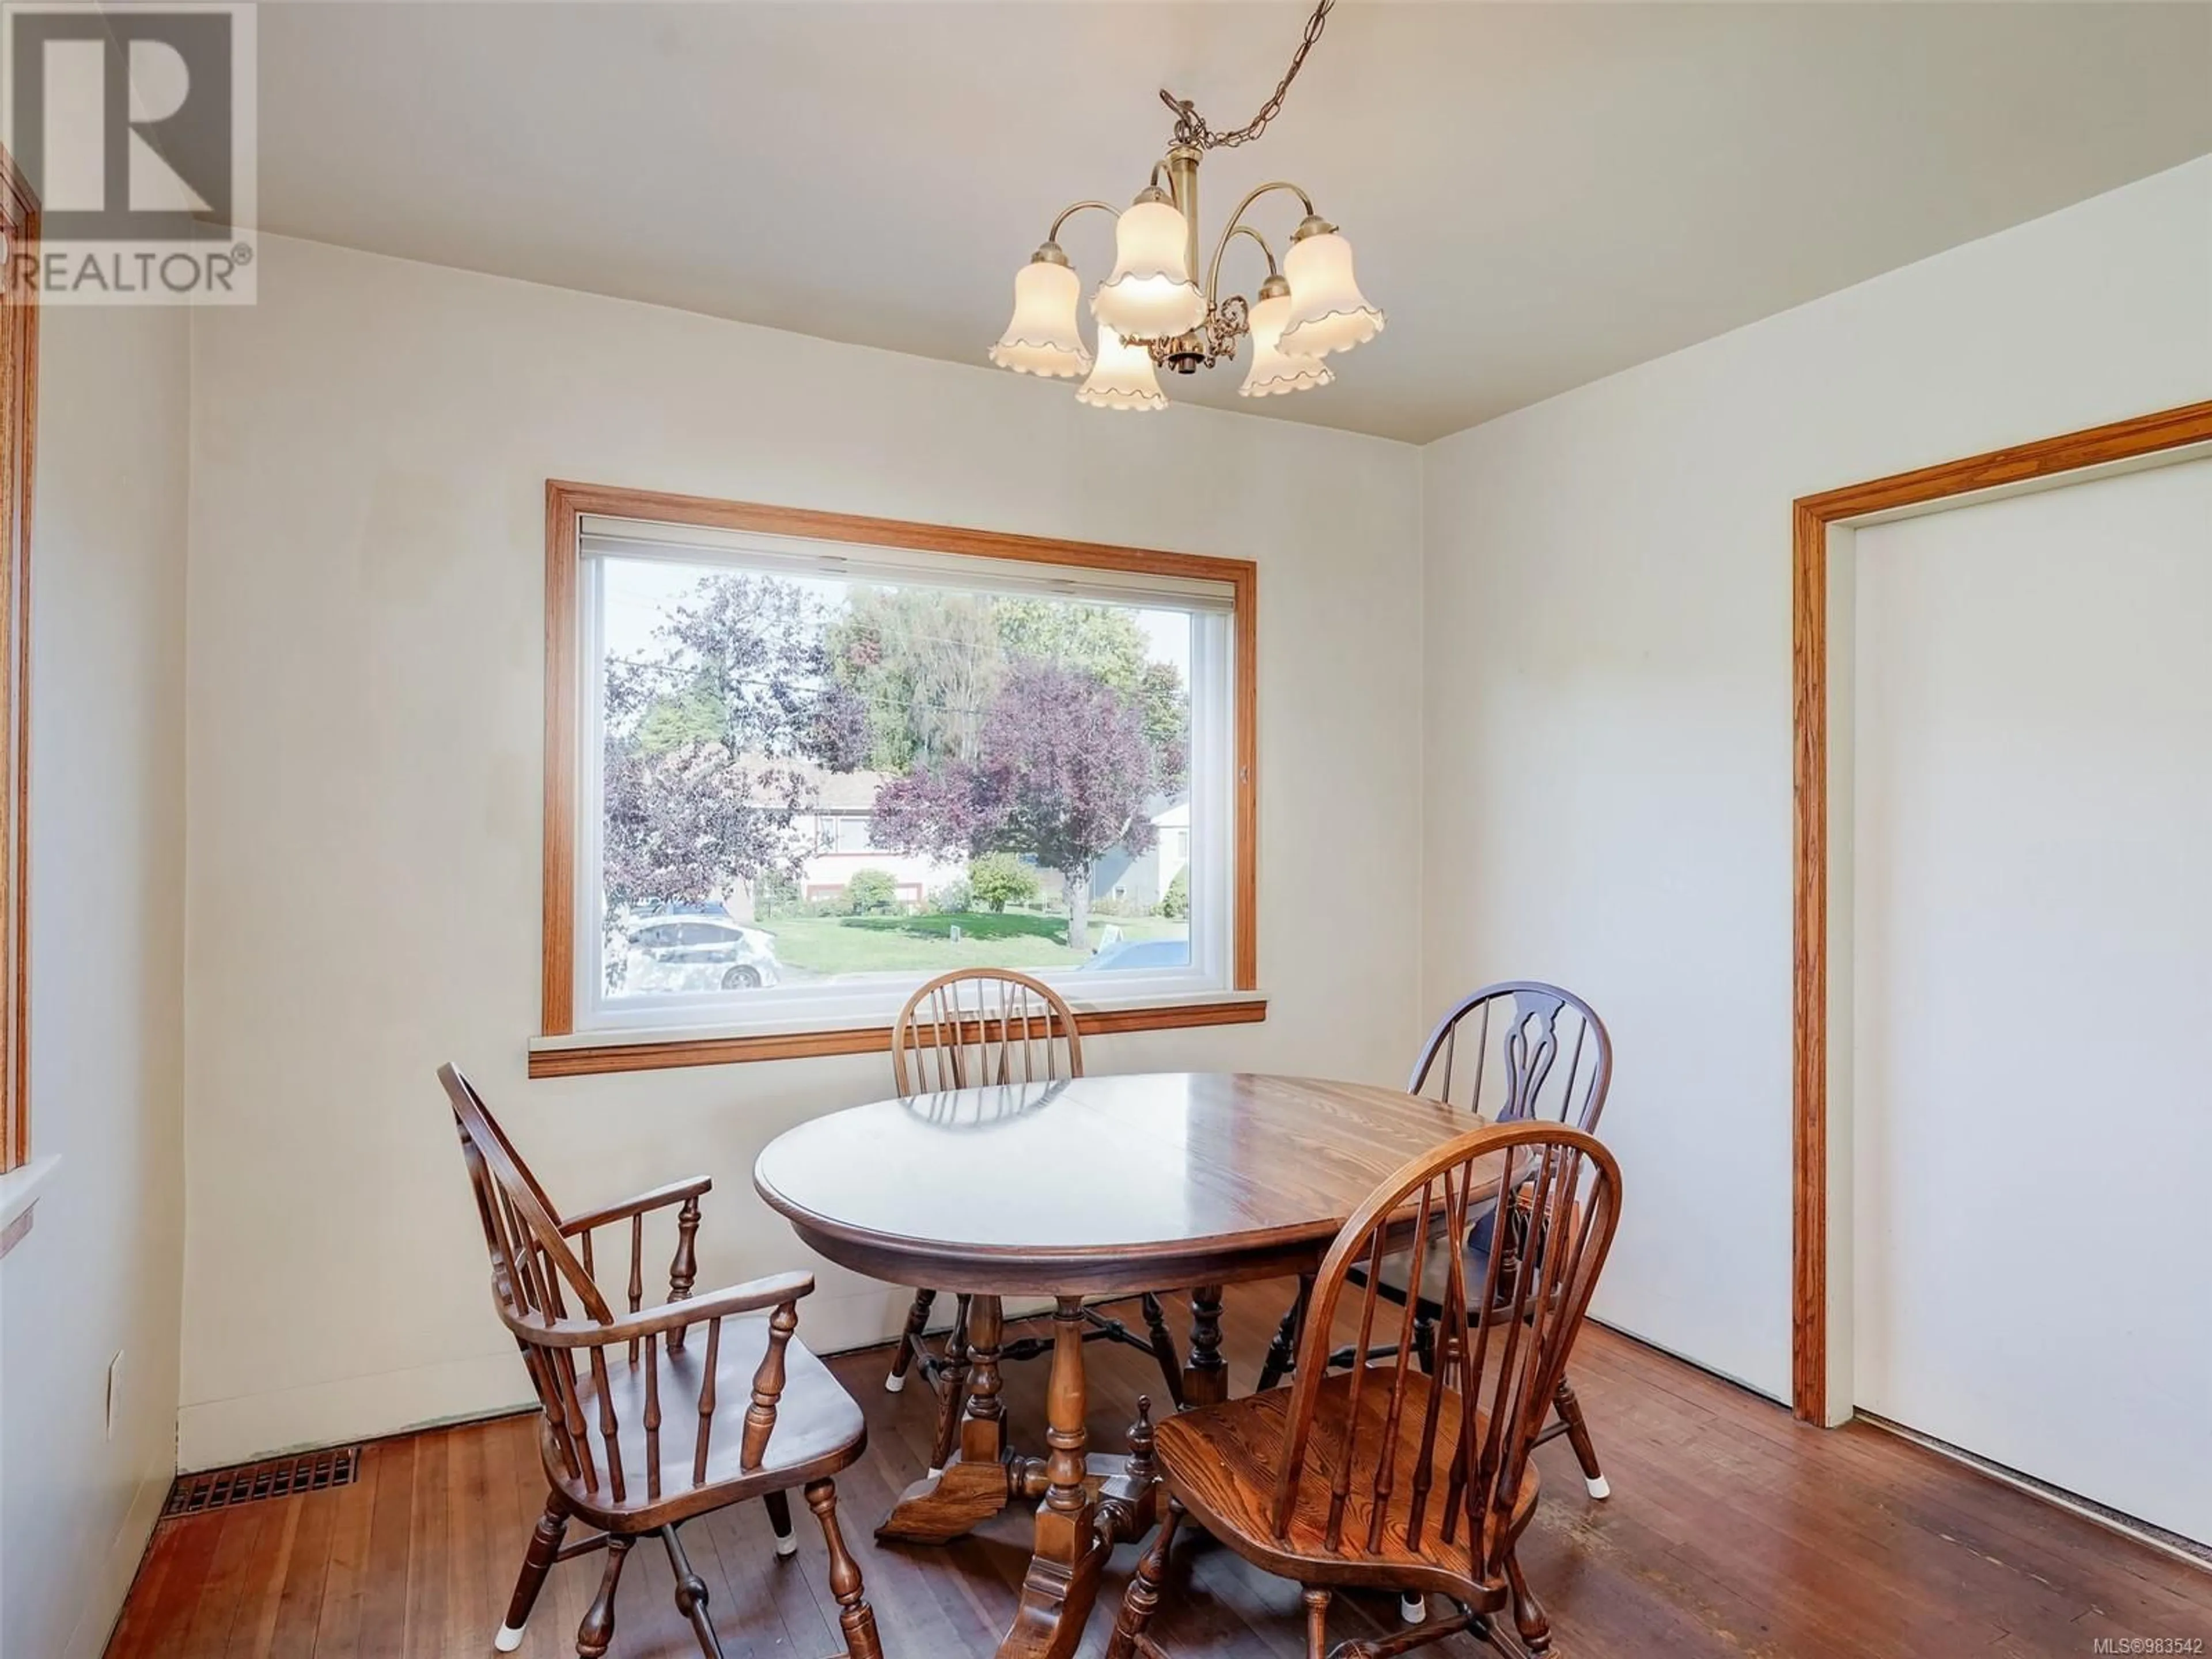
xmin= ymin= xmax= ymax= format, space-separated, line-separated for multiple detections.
xmin=1357 ymin=1204 xmax=1501 ymax=1315
xmin=545 ymin=1316 xmax=866 ymax=1530
xmin=1154 ymin=1369 xmax=1538 ymax=1598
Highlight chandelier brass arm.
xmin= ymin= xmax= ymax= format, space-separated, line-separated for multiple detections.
xmin=1212 ymin=224 xmax=1283 ymax=318
xmin=1046 ymin=199 xmax=1119 ymax=245
xmin=1203 ymin=181 xmax=1319 ymax=305
xmin=1216 ymin=179 xmax=1318 ymax=232
xmin=1207 ymin=223 xmax=1279 ymax=309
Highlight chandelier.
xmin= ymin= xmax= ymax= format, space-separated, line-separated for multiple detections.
xmin=987 ymin=0 xmax=1383 ymax=411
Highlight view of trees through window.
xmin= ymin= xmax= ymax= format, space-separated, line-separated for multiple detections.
xmin=595 ymin=554 xmax=1199 ymax=1001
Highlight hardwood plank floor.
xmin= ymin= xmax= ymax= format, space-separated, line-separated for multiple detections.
xmin=106 ymin=1283 xmax=2212 ymax=1657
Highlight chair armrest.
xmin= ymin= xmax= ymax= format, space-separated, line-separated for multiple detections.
xmin=559 ymin=1175 xmax=713 ymax=1237
xmin=503 ymin=1269 xmax=815 ymax=1349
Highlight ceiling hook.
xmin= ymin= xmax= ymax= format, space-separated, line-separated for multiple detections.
xmin=1159 ymin=88 xmax=1204 ymax=147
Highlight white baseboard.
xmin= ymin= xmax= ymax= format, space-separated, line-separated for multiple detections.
xmin=175 ymin=1294 xmax=1075 ymax=1471
xmin=1856 ymin=1412 xmax=2212 ymax=1574
xmin=175 ymin=1300 xmax=928 ymax=1470
xmin=178 ymin=1350 xmax=537 ymax=1472
xmin=63 ymin=1467 xmax=170 ymax=1659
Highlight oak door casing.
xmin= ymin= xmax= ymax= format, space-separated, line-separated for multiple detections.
xmin=1789 ymin=399 xmax=2212 ymax=1423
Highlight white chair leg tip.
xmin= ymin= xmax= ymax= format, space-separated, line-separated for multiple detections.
xmin=1399 ymin=1593 xmax=1426 ymax=1625
xmin=1585 ymin=1474 xmax=1611 ymax=1499
xmin=494 ymin=1623 xmax=527 ymax=1653
xmin=883 ymin=1370 xmax=906 ymax=1393
xmin=773 ymin=1533 xmax=798 ymax=1558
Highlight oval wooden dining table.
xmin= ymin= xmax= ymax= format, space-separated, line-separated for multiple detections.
xmin=753 ymin=1070 xmax=1490 ymax=1659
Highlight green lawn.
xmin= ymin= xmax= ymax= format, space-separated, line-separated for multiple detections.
xmin=759 ymin=910 xmax=1185 ymax=977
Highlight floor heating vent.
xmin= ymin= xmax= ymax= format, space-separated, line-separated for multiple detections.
xmin=164 ymin=1446 xmax=362 ymax=1518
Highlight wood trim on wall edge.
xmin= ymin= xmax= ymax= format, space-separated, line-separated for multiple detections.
xmin=541 ymin=482 xmax=1262 ymax=1039
xmin=1790 ymin=399 xmax=2212 ymax=1426
xmin=528 ymin=996 xmax=1270 ymax=1078
xmin=0 ymin=153 xmax=35 ymax=1175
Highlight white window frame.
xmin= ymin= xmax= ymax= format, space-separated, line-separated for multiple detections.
xmin=567 ymin=514 xmax=1239 ymax=1041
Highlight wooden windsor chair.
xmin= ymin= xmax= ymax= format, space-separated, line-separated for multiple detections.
xmin=879 ymin=969 xmax=1187 ymax=1474
xmin=1108 ymin=1119 xmax=1623 ymax=1659
xmin=440 ymin=1065 xmax=882 ymax=1659
xmin=1258 ymin=983 xmax=1616 ymax=1516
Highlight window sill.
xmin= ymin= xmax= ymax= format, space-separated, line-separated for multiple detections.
xmin=528 ymin=990 xmax=1269 ymax=1078
xmin=0 ymin=1154 xmax=58 ymax=1262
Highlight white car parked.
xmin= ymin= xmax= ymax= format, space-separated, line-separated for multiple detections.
xmin=622 ymin=915 xmax=782 ymax=993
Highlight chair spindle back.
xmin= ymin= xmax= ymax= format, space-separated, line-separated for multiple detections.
xmin=1409 ymin=982 xmax=1611 ymax=1133
xmin=440 ymin=1064 xmax=797 ymax=1512
xmin=1270 ymin=1121 xmax=1622 ymax=1584
xmin=891 ymin=969 xmax=1084 ymax=1095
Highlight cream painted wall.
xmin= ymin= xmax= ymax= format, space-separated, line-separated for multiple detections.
xmin=1418 ymin=157 xmax=2212 ymax=1401
xmin=0 ymin=304 xmax=190 ymax=1657
xmin=179 ymin=235 xmax=1425 ymax=1469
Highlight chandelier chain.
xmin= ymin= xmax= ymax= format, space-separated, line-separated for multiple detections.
xmin=1160 ymin=0 xmax=1335 ymax=151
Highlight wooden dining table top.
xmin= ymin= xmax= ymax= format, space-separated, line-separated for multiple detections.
xmin=752 ymin=1070 xmax=1482 ymax=1296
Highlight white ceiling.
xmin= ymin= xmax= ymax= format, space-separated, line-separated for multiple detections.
xmin=256 ymin=2 xmax=2212 ymax=444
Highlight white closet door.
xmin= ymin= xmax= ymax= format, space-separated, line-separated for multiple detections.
xmin=1851 ymin=456 xmax=2212 ymax=1546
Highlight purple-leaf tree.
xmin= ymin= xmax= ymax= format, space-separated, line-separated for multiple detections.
xmin=873 ymin=660 xmax=1162 ymax=953
xmin=601 ymin=573 xmax=858 ymax=926
xmin=602 ymin=753 xmax=815 ymax=914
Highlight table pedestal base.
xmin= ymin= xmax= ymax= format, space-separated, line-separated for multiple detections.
xmin=874 ymin=1453 xmax=1017 ymax=1546
xmin=1000 ymin=1449 xmax=1157 ymax=1659
xmin=873 ymin=1296 xmax=1169 ymax=1659
xmin=877 ymin=1449 xmax=1156 ymax=1543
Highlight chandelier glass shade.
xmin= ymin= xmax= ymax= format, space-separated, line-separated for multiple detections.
xmin=988 ymin=256 xmax=1091 ymax=378
xmin=1093 ymin=193 xmax=1207 ymax=338
xmin=984 ymin=0 xmax=1380 ymax=412
xmin=1077 ymin=323 xmax=1168 ymax=412
xmin=1239 ymin=281 xmax=1332 ymax=398
xmin=1279 ymin=226 xmax=1384 ymax=357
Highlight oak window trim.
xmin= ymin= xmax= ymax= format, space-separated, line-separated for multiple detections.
xmin=0 ymin=149 xmax=36 ymax=1183
xmin=526 ymin=996 xmax=1268 ymax=1080
xmin=540 ymin=481 xmax=1261 ymax=1067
